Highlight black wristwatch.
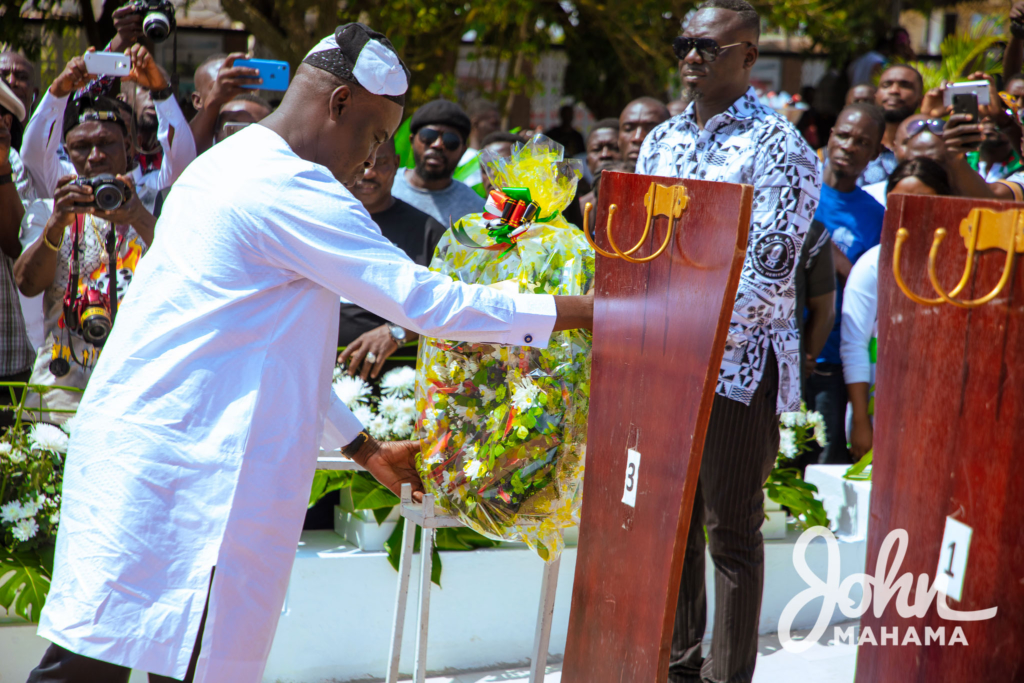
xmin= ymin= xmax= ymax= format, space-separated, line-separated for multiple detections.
xmin=342 ymin=430 xmax=371 ymax=458
xmin=150 ymin=85 xmax=174 ymax=101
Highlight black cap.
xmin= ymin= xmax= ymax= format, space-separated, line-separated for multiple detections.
xmin=63 ymin=94 xmax=127 ymax=140
xmin=410 ymin=100 xmax=471 ymax=141
xmin=303 ymin=23 xmax=410 ymax=106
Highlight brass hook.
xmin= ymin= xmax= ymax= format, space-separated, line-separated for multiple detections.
xmin=893 ymin=228 xmax=943 ymax=306
xmin=928 ymin=228 xmax=1016 ymax=308
xmin=606 ymin=183 xmax=688 ymax=264
xmin=583 ymin=202 xmax=636 ymax=259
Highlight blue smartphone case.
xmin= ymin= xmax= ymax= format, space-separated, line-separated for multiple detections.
xmin=234 ymin=59 xmax=290 ymax=91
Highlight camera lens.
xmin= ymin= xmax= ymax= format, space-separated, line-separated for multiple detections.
xmin=143 ymin=12 xmax=172 ymax=41
xmin=81 ymin=305 xmax=112 ymax=346
xmin=94 ymin=183 xmax=125 ymax=212
xmin=49 ymin=358 xmax=71 ymax=377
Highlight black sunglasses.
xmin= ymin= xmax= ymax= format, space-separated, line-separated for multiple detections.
xmin=418 ymin=127 xmax=463 ymax=151
xmin=672 ymin=36 xmax=752 ymax=62
xmin=904 ymin=118 xmax=945 ymax=140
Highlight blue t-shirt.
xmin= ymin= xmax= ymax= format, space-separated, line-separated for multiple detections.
xmin=814 ymin=183 xmax=885 ymax=365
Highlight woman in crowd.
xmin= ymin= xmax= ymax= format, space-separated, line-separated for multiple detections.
xmin=841 ymin=157 xmax=951 ymax=459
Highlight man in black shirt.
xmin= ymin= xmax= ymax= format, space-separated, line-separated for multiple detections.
xmin=339 ymin=137 xmax=445 ymax=379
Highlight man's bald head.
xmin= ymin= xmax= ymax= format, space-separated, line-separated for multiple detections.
xmin=192 ymin=54 xmax=227 ymax=110
xmin=0 ymin=51 xmax=35 ymax=120
xmin=894 ymin=114 xmax=945 ymax=163
xmin=263 ymin=63 xmax=403 ymax=186
xmin=619 ymin=97 xmax=670 ymax=164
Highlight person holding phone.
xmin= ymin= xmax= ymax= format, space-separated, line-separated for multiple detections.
xmin=20 ymin=44 xmax=196 ymax=212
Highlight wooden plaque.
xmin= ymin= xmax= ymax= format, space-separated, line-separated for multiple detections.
xmin=856 ymin=194 xmax=1024 ymax=681
xmin=562 ymin=172 xmax=751 ymax=682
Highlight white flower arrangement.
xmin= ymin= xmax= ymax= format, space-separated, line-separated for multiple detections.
xmin=28 ymin=423 xmax=70 ymax=453
xmin=331 ymin=365 xmax=419 ymax=443
xmin=12 ymin=517 xmax=38 ymax=541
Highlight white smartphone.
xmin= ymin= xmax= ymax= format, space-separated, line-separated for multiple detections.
xmin=83 ymin=51 xmax=132 ymax=77
xmin=943 ymin=80 xmax=991 ymax=108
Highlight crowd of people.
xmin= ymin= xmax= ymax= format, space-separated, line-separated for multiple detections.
xmin=2 ymin=0 xmax=1024 ymax=681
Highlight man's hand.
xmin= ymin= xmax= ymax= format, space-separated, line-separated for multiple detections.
xmin=52 ymin=174 xmax=93 ymax=222
xmin=1013 ymin=1 xmax=1024 ymax=25
xmin=802 ymin=353 xmax=817 ymax=379
xmin=50 ymin=51 xmax=96 ymax=98
xmin=849 ymin=416 xmax=873 ymax=460
xmin=920 ymin=85 xmax=951 ymax=120
xmin=943 ymin=113 xmax=986 ymax=156
xmin=552 ymin=293 xmax=594 ymax=332
xmin=123 ymin=44 xmax=169 ymax=91
xmin=111 ymin=6 xmax=144 ymax=51
xmin=351 ymin=437 xmax=425 ymax=502
xmin=338 ymin=324 xmax=401 ymax=380
xmin=206 ymin=53 xmax=261 ymax=109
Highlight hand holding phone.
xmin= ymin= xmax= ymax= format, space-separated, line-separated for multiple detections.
xmin=232 ymin=59 xmax=290 ymax=91
xmin=82 ymin=51 xmax=132 ymax=77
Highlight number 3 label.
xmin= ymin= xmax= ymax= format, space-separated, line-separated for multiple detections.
xmin=935 ymin=516 xmax=973 ymax=602
xmin=621 ymin=449 xmax=641 ymax=508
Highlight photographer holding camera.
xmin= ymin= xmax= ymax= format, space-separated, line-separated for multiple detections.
xmin=21 ymin=43 xmax=195 ymax=212
xmin=13 ymin=93 xmax=154 ymax=420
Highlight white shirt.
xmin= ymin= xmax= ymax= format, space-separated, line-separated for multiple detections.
xmin=38 ymin=124 xmax=556 ymax=682
xmin=863 ymin=180 xmax=887 ymax=207
xmin=840 ymin=244 xmax=879 ymax=387
xmin=637 ymin=88 xmax=822 ymax=412
xmin=20 ymin=89 xmax=196 ymax=212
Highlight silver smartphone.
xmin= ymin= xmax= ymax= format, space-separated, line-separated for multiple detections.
xmin=943 ymin=80 xmax=991 ymax=108
xmin=83 ymin=51 xmax=132 ymax=77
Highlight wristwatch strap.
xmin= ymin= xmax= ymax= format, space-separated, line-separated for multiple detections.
xmin=341 ymin=430 xmax=370 ymax=458
xmin=0 ymin=173 xmax=13 ymax=186
xmin=150 ymin=85 xmax=174 ymax=102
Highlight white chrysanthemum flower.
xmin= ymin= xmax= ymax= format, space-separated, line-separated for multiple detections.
xmin=793 ymin=411 xmax=808 ymax=427
xmin=367 ymin=414 xmax=391 ymax=440
xmin=391 ymin=418 xmax=414 ymax=438
xmin=28 ymin=423 xmax=69 ymax=453
xmin=479 ymin=385 xmax=496 ymax=404
xmin=379 ymin=396 xmax=403 ymax=419
xmin=0 ymin=442 xmax=12 ymax=455
xmin=8 ymin=448 xmax=26 ymax=463
xmin=779 ymin=429 xmax=798 ymax=458
xmin=465 ymin=359 xmax=479 ymax=375
xmin=511 ymin=377 xmax=540 ymax=412
xmin=814 ymin=426 xmax=828 ymax=447
xmin=780 ymin=412 xmax=798 ymax=427
xmin=12 ymin=518 xmax=39 ymax=541
xmin=1 ymin=501 xmax=24 ymax=524
xmin=425 ymin=449 xmax=444 ymax=465
xmin=50 ymin=510 xmax=60 ymax=525
xmin=333 ymin=375 xmax=371 ymax=408
xmin=807 ymin=410 xmax=825 ymax=427
xmin=396 ymin=399 xmax=417 ymax=421
xmin=352 ymin=405 xmax=374 ymax=426
xmin=463 ymin=459 xmax=484 ymax=480
xmin=332 ymin=366 xmax=344 ymax=382
xmin=381 ymin=366 xmax=416 ymax=397
xmin=20 ymin=496 xmax=44 ymax=517
xmin=60 ymin=415 xmax=79 ymax=436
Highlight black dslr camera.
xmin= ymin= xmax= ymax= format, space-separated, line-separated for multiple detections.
xmin=126 ymin=0 xmax=177 ymax=42
xmin=72 ymin=174 xmax=132 ymax=212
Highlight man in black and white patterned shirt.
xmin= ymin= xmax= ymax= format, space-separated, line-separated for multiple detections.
xmin=636 ymin=2 xmax=821 ymax=681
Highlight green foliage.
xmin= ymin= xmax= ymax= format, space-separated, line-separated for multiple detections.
xmin=844 ymin=450 xmax=873 ymax=481
xmin=309 ymin=469 xmax=499 ymax=586
xmin=906 ymin=17 xmax=1005 ymax=93
xmin=0 ymin=548 xmax=52 ymax=622
xmin=765 ymin=464 xmax=830 ymax=529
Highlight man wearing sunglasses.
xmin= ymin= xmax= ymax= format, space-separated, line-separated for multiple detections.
xmin=636 ymin=1 xmax=821 ymax=682
xmin=391 ymin=98 xmax=484 ymax=225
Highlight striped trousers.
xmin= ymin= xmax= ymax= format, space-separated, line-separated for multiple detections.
xmin=668 ymin=349 xmax=780 ymax=683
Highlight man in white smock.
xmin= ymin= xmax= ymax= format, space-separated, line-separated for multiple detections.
xmin=28 ymin=24 xmax=593 ymax=683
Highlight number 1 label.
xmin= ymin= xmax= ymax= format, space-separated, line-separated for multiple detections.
xmin=621 ymin=449 xmax=641 ymax=508
xmin=935 ymin=516 xmax=973 ymax=602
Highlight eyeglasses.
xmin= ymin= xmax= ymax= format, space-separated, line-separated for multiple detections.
xmin=904 ymin=118 xmax=945 ymax=140
xmin=418 ymin=127 xmax=463 ymax=151
xmin=672 ymin=37 xmax=752 ymax=62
